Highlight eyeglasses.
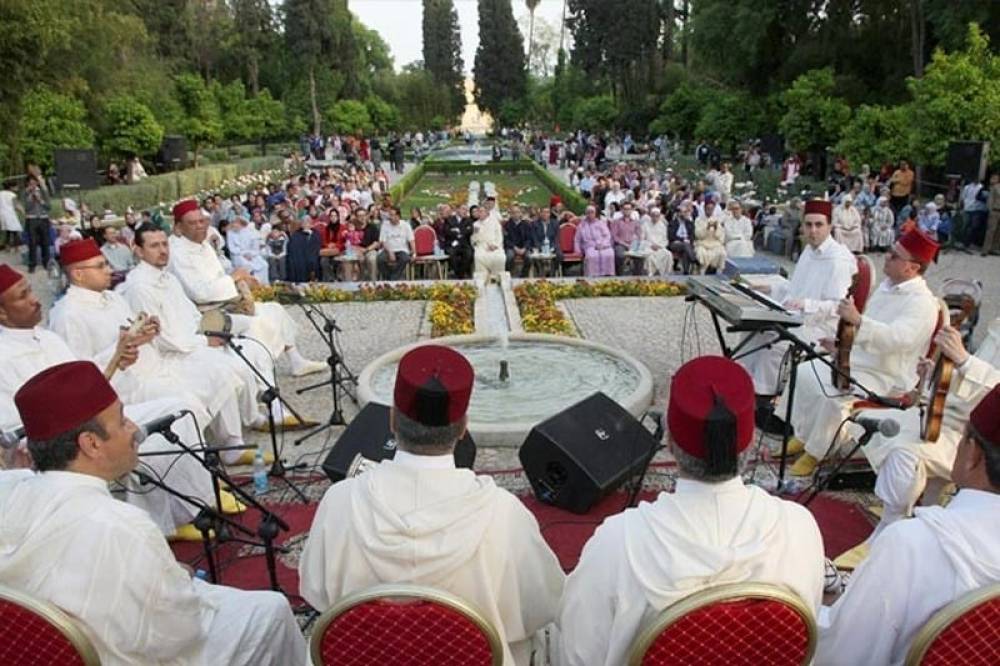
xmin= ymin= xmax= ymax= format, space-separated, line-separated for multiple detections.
xmin=887 ymin=249 xmax=919 ymax=264
xmin=76 ymin=261 xmax=109 ymax=271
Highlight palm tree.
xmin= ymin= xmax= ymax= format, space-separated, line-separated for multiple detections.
xmin=526 ymin=0 xmax=540 ymax=73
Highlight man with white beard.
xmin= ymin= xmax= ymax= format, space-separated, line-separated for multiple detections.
xmin=48 ymin=239 xmax=253 ymax=466
xmin=0 ymin=263 xmax=227 ymax=536
xmin=167 ymin=199 xmax=324 ymax=428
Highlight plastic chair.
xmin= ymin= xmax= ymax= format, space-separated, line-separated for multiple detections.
xmin=0 ymin=585 xmax=101 ymax=666
xmin=628 ymin=582 xmax=817 ymax=666
xmin=559 ymin=223 xmax=582 ymax=276
xmin=310 ymin=584 xmax=503 ymax=666
xmin=905 ymin=584 xmax=1000 ymax=666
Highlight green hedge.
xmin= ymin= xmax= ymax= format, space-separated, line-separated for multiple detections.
xmin=53 ymin=156 xmax=286 ymax=217
xmin=421 ymin=159 xmax=541 ymax=175
xmin=528 ymin=162 xmax=588 ymax=214
xmin=387 ymin=161 xmax=426 ymax=203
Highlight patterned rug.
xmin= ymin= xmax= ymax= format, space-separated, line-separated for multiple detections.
xmin=170 ymin=468 xmax=874 ymax=608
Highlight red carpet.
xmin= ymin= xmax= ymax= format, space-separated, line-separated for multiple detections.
xmin=171 ymin=477 xmax=873 ymax=601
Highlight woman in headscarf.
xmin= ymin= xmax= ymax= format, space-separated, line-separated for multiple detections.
xmin=869 ymin=196 xmax=895 ymax=251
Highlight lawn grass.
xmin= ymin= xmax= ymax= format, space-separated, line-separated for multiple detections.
xmin=399 ymin=173 xmax=555 ymax=216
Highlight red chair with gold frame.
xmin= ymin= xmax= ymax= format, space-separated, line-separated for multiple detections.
xmin=558 ymin=222 xmax=582 ymax=276
xmin=0 ymin=585 xmax=101 ymax=666
xmin=905 ymin=584 xmax=1000 ymax=665
xmin=408 ymin=225 xmax=447 ymax=280
xmin=310 ymin=584 xmax=503 ymax=666
xmin=628 ymin=582 xmax=817 ymax=666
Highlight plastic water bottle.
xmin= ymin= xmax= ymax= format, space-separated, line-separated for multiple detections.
xmin=253 ymin=449 xmax=269 ymax=495
xmin=194 ymin=569 xmax=209 ymax=581
xmin=433 ymin=238 xmax=442 ymax=256
xmin=542 ymin=238 xmax=550 ymax=255
xmin=345 ymin=239 xmax=353 ymax=258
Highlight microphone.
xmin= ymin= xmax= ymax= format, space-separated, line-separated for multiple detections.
xmin=850 ymin=415 xmax=900 ymax=437
xmin=136 ymin=412 xmax=187 ymax=443
xmin=0 ymin=426 xmax=25 ymax=450
xmin=204 ymin=330 xmax=243 ymax=341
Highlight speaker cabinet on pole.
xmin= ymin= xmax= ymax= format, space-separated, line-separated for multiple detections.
xmin=322 ymin=402 xmax=477 ymax=483
xmin=519 ymin=392 xmax=657 ymax=514
xmin=161 ymin=135 xmax=188 ymax=171
xmin=945 ymin=141 xmax=990 ymax=182
xmin=53 ymin=148 xmax=99 ymax=191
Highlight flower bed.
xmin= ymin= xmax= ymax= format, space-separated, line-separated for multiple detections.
xmin=514 ymin=280 xmax=686 ymax=336
xmin=253 ymin=282 xmax=476 ymax=337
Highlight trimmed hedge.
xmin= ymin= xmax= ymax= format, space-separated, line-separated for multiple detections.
xmin=528 ymin=162 xmax=588 ymax=214
xmin=387 ymin=161 xmax=426 ymax=203
xmin=53 ymin=156 xmax=286 ymax=217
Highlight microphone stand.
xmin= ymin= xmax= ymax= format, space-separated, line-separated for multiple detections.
xmin=145 ymin=421 xmax=292 ymax=592
xmin=222 ymin=334 xmax=310 ymax=503
xmin=293 ymin=301 xmax=358 ymax=448
xmin=802 ymin=425 xmax=880 ymax=506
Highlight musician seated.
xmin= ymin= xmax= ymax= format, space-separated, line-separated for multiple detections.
xmin=815 ymin=385 xmax=1000 ymax=666
xmin=858 ymin=318 xmax=1000 ymax=543
xmin=739 ymin=199 xmax=856 ymax=398
xmin=776 ymin=229 xmax=941 ymax=477
xmin=167 ymin=200 xmax=325 ymax=404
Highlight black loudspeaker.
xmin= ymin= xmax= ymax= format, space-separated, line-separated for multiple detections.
xmin=945 ymin=141 xmax=990 ymax=182
xmin=519 ymin=392 xmax=657 ymax=514
xmin=53 ymin=148 xmax=98 ymax=190
xmin=760 ymin=133 xmax=785 ymax=163
xmin=322 ymin=402 xmax=477 ymax=483
xmin=161 ymin=135 xmax=188 ymax=170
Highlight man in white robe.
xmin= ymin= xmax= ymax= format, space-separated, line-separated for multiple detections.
xmin=472 ymin=200 xmax=506 ymax=280
xmin=48 ymin=240 xmax=251 ymax=463
xmin=0 ymin=360 xmax=306 ymax=665
xmin=740 ymin=200 xmax=857 ymax=396
xmin=226 ymin=216 xmax=269 ymax=284
xmin=779 ymin=229 xmax=941 ymax=477
xmin=722 ymin=200 xmax=755 ymax=258
xmin=816 ymin=385 xmax=1000 ymax=666
xmin=558 ymin=357 xmax=825 ymax=666
xmin=640 ymin=208 xmax=673 ymax=276
xmin=300 ymin=344 xmax=564 ymax=666
xmin=859 ymin=318 xmax=1000 ymax=540
xmin=167 ymin=200 xmax=324 ymax=401
xmin=0 ymin=264 xmax=220 ymax=535
xmin=120 ymin=225 xmax=263 ymax=437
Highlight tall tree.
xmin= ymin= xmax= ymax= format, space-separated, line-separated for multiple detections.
xmin=526 ymin=0 xmax=540 ymax=70
xmin=231 ymin=0 xmax=276 ymax=95
xmin=284 ymin=0 xmax=334 ymax=135
xmin=422 ymin=0 xmax=464 ymax=118
xmin=474 ymin=0 xmax=527 ymax=117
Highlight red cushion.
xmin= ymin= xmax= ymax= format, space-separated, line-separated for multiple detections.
xmin=640 ymin=598 xmax=809 ymax=666
xmin=919 ymin=597 xmax=1000 ymax=666
xmin=0 ymin=598 xmax=88 ymax=666
xmin=562 ymin=253 xmax=583 ymax=262
xmin=413 ymin=226 xmax=436 ymax=256
xmin=318 ymin=598 xmax=494 ymax=666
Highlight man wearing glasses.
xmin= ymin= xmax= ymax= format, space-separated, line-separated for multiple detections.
xmin=777 ymin=228 xmax=941 ymax=477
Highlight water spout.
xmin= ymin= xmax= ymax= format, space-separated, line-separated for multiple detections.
xmin=499 ymin=359 xmax=510 ymax=382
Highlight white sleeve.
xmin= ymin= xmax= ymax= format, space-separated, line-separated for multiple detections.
xmin=856 ymin=292 xmax=938 ymax=355
xmin=169 ymin=244 xmax=237 ymax=303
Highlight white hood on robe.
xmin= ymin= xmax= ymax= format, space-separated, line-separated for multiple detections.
xmin=621 ymin=477 xmax=791 ymax=609
xmin=347 ymin=462 xmax=505 ymax=583
xmin=914 ymin=489 xmax=1000 ymax=590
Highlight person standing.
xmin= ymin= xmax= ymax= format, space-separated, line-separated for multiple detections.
xmin=0 ymin=179 xmax=23 ymax=251
xmin=888 ymin=160 xmax=915 ymax=215
xmin=960 ymin=178 xmax=989 ymax=248
xmin=982 ymin=172 xmax=1000 ymax=256
xmin=20 ymin=176 xmax=50 ymax=273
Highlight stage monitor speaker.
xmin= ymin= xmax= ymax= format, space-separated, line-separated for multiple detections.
xmin=53 ymin=148 xmax=98 ymax=191
xmin=760 ymin=133 xmax=785 ymax=163
xmin=322 ymin=402 xmax=476 ymax=483
xmin=161 ymin=135 xmax=188 ymax=170
xmin=945 ymin=141 xmax=989 ymax=182
xmin=519 ymin=392 xmax=657 ymax=514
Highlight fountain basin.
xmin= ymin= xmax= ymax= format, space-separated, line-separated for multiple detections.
xmin=357 ymin=333 xmax=654 ymax=447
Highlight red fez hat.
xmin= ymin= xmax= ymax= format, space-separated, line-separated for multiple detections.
xmin=58 ymin=238 xmax=101 ymax=266
xmin=549 ymin=195 xmax=562 ymax=207
xmin=667 ymin=356 xmax=755 ymax=459
xmin=172 ymin=199 xmax=200 ymax=222
xmin=897 ymin=227 xmax=939 ymax=265
xmin=0 ymin=263 xmax=24 ymax=295
xmin=15 ymin=361 xmax=119 ymax=441
xmin=970 ymin=384 xmax=1000 ymax=449
xmin=803 ymin=199 xmax=832 ymax=220
xmin=393 ymin=345 xmax=474 ymax=427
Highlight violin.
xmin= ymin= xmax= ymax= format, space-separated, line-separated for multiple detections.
xmin=832 ymin=274 xmax=861 ymax=391
xmin=921 ymin=297 xmax=975 ymax=442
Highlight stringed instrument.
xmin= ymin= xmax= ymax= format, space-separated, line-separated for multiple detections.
xmin=104 ymin=312 xmax=149 ymax=380
xmin=832 ymin=273 xmax=861 ymax=391
xmin=921 ymin=297 xmax=975 ymax=442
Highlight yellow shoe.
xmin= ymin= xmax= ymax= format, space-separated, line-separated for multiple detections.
xmin=219 ymin=489 xmax=247 ymax=515
xmin=169 ymin=522 xmax=213 ymax=542
xmin=776 ymin=437 xmax=806 ymax=458
xmin=252 ymin=415 xmax=319 ymax=433
xmin=788 ymin=452 xmax=819 ymax=476
xmin=868 ymin=505 xmax=884 ymax=519
xmin=833 ymin=542 xmax=871 ymax=571
xmin=229 ymin=449 xmax=276 ymax=466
